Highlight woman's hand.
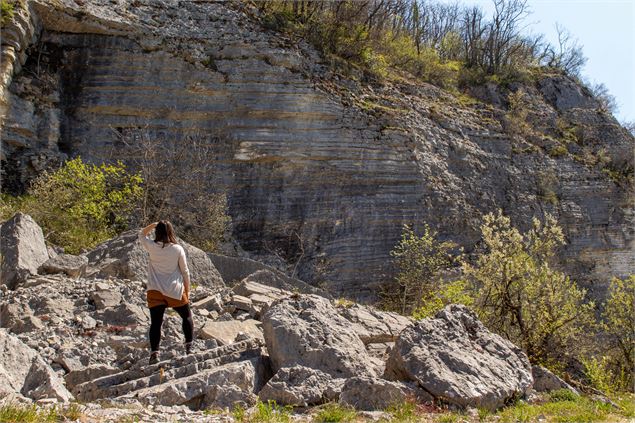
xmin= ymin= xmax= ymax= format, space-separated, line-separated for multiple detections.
xmin=141 ymin=222 xmax=159 ymax=236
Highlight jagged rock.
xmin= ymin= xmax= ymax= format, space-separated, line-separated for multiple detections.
xmin=65 ymin=365 xmax=120 ymax=391
xmin=0 ymin=213 xmax=49 ymax=289
xmin=205 ymin=384 xmax=258 ymax=409
xmin=531 ymin=366 xmax=578 ymax=394
xmin=84 ymin=231 xmax=224 ymax=290
xmin=0 ymin=328 xmax=39 ymax=398
xmin=339 ymin=376 xmax=431 ymax=411
xmin=21 ymin=356 xmax=74 ymax=402
xmin=96 ymin=303 xmax=148 ymax=326
xmin=199 ymin=319 xmax=263 ymax=345
xmin=0 ymin=302 xmax=43 ymax=333
xmin=385 ymin=304 xmax=533 ymax=411
xmin=262 ymin=294 xmax=376 ymax=378
xmin=39 ymin=253 xmax=88 ymax=277
xmin=92 ymin=290 xmax=122 ymax=309
xmin=258 ymin=365 xmax=343 ymax=406
xmin=336 ymin=303 xmax=412 ymax=344
xmin=192 ymin=294 xmax=224 ymax=313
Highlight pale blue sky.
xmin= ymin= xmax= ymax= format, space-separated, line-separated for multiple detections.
xmin=457 ymin=0 xmax=634 ymax=123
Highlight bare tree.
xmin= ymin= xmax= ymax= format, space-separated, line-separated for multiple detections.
xmin=542 ymin=23 xmax=587 ymax=77
xmin=108 ymin=126 xmax=231 ymax=252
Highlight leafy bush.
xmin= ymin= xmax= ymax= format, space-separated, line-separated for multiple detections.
xmin=411 ymin=279 xmax=474 ymax=320
xmin=591 ymin=275 xmax=635 ymax=392
xmin=382 ymin=224 xmax=455 ymax=316
xmin=0 ymin=0 xmax=15 ymax=25
xmin=1 ymin=158 xmax=142 ymax=254
xmin=462 ymin=211 xmax=596 ymax=364
xmin=549 ymin=388 xmax=580 ymax=402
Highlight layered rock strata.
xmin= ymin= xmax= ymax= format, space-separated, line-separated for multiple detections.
xmin=1 ymin=0 xmax=633 ymax=300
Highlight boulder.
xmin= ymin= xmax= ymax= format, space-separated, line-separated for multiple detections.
xmin=385 ymin=304 xmax=533 ymax=411
xmin=0 ymin=213 xmax=49 ymax=289
xmin=0 ymin=303 xmax=44 ymax=333
xmin=21 ymin=357 xmax=74 ymax=402
xmin=199 ymin=319 xmax=264 ymax=345
xmin=0 ymin=329 xmax=73 ymax=402
xmin=96 ymin=303 xmax=148 ymax=326
xmin=39 ymin=253 xmax=88 ymax=277
xmin=258 ymin=365 xmax=343 ymax=406
xmin=262 ymin=294 xmax=376 ymax=378
xmin=0 ymin=328 xmax=39 ymax=398
xmin=91 ymin=290 xmax=122 ymax=309
xmin=336 ymin=303 xmax=412 ymax=344
xmin=339 ymin=376 xmax=430 ymax=411
xmin=531 ymin=366 xmax=578 ymax=395
xmin=85 ymin=230 xmax=224 ymax=290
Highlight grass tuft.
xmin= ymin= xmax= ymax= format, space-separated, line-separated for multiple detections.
xmin=314 ymin=403 xmax=357 ymax=422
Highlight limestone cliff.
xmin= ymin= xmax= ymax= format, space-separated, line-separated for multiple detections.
xmin=1 ymin=0 xmax=633 ymax=300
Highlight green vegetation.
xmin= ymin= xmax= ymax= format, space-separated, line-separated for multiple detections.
xmin=463 ymin=211 xmax=595 ymax=365
xmin=504 ymin=89 xmax=532 ymax=137
xmin=0 ymin=157 xmax=142 ymax=254
xmin=233 ymin=400 xmax=292 ymax=423
xmin=593 ymin=275 xmax=635 ymax=391
xmin=1 ymin=0 xmax=15 ymax=25
xmin=313 ymin=403 xmax=357 ymax=422
xmin=0 ymin=403 xmax=84 ymax=423
xmin=257 ymin=0 xmax=575 ymax=90
xmin=382 ymin=224 xmax=455 ymax=316
xmin=385 ymin=400 xmax=418 ymax=422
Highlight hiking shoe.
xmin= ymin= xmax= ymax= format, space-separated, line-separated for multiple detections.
xmin=185 ymin=342 xmax=193 ymax=355
xmin=149 ymin=351 xmax=159 ymax=365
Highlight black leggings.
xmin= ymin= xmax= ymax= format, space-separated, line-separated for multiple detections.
xmin=149 ymin=303 xmax=193 ymax=352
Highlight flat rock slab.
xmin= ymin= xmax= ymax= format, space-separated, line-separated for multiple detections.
xmin=337 ymin=303 xmax=412 ymax=344
xmin=385 ymin=304 xmax=533 ymax=411
xmin=262 ymin=294 xmax=376 ymax=378
xmin=199 ymin=319 xmax=263 ymax=345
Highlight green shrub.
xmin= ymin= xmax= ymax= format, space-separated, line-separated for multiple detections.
xmin=382 ymin=224 xmax=455 ymax=316
xmin=0 ymin=158 xmax=142 ymax=254
xmin=598 ymin=275 xmax=635 ymax=391
xmin=314 ymin=403 xmax=357 ymax=423
xmin=0 ymin=403 xmax=58 ymax=423
xmin=250 ymin=400 xmax=292 ymax=423
xmin=385 ymin=401 xmax=417 ymax=422
xmin=411 ymin=279 xmax=474 ymax=320
xmin=549 ymin=388 xmax=580 ymax=402
xmin=463 ymin=211 xmax=596 ymax=364
xmin=1 ymin=0 xmax=15 ymax=25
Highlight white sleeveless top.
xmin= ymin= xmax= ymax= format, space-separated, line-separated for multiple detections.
xmin=138 ymin=231 xmax=190 ymax=300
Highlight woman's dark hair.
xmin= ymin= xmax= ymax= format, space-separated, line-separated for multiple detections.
xmin=154 ymin=220 xmax=178 ymax=246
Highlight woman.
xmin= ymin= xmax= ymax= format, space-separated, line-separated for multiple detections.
xmin=139 ymin=220 xmax=193 ymax=365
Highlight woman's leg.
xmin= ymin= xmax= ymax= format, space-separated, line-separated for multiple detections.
xmin=173 ymin=303 xmax=194 ymax=346
xmin=149 ymin=305 xmax=167 ymax=352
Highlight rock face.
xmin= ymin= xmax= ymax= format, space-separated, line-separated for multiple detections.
xmin=0 ymin=213 xmax=49 ymax=289
xmin=385 ymin=304 xmax=533 ymax=411
xmin=21 ymin=356 xmax=74 ymax=402
xmin=0 ymin=0 xmax=631 ymax=301
xmin=85 ymin=231 xmax=224 ymax=290
xmin=262 ymin=295 xmax=375 ymax=378
xmin=199 ymin=319 xmax=264 ymax=346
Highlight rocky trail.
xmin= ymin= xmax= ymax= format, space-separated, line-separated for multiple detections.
xmin=0 ymin=212 xmax=585 ymax=422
